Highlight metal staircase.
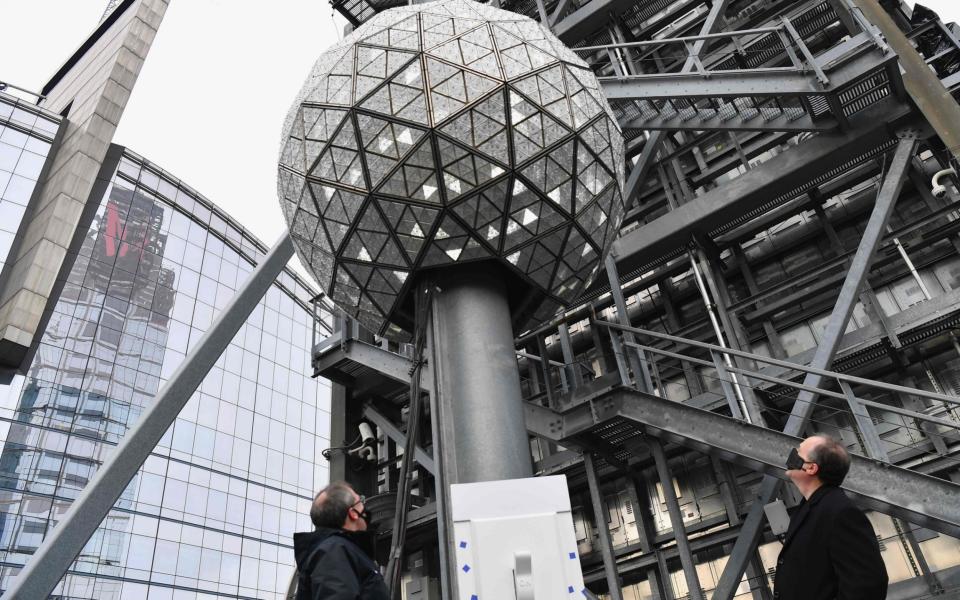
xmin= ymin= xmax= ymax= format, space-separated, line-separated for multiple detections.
xmin=312 ymin=314 xmax=960 ymax=538
xmin=584 ymin=12 xmax=903 ymax=133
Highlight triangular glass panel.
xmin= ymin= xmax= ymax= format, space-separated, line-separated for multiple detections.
xmin=576 ymin=196 xmax=611 ymax=249
xmin=563 ymin=65 xmax=606 ymax=128
xmin=495 ymin=20 xmax=556 ymax=56
xmin=358 ymin=115 xmax=427 ymax=187
xmin=580 ymin=118 xmax=615 ymax=171
xmin=609 ymin=120 xmax=626 ymax=186
xmin=438 ymin=138 xmax=506 ymax=202
xmin=281 ymin=136 xmax=306 ymax=173
xmin=438 ymin=91 xmax=509 ymax=162
xmin=559 ymin=226 xmax=592 ymax=270
xmin=366 ymin=290 xmax=397 ymax=318
xmin=508 ymin=90 xmax=570 ymax=164
xmin=492 ymin=24 xmax=557 ymax=79
xmin=427 ymin=57 xmax=499 ymax=124
xmin=312 ymin=43 xmax=354 ymax=78
xmin=278 ymin=169 xmax=305 ymax=222
xmin=305 ymin=48 xmax=354 ymax=105
xmin=602 ymin=187 xmax=625 ymax=252
xmin=310 ymin=146 xmax=366 ymax=189
xmin=533 ymin=299 xmax=563 ymax=325
xmin=428 ymin=26 xmax=502 ymax=80
xmin=310 ymin=184 xmax=365 ymax=252
xmin=426 ymin=0 xmax=485 ymax=20
xmin=308 ymin=248 xmax=336 ymax=292
xmin=369 ymin=267 xmax=405 ymax=294
xmin=291 ymin=208 xmax=320 ymax=244
xmin=420 ymin=13 xmax=460 ymax=50
xmin=519 ymin=139 xmax=575 ymax=214
xmin=378 ymin=199 xmax=439 ymax=263
xmin=291 ymin=108 xmax=306 ymax=140
xmin=449 ymin=178 xmax=509 ymax=250
xmin=302 ymin=108 xmax=349 ymax=162
xmin=422 ymin=215 xmax=491 ymax=266
xmin=332 ymin=266 xmax=363 ymax=310
xmin=350 ymin=203 xmax=408 ymax=267
xmin=512 ymin=65 xmax=572 ymax=127
xmin=354 ymin=46 xmax=418 ymax=101
xmin=343 ymin=262 xmax=375 ymax=289
xmin=574 ymin=143 xmax=615 ymax=213
xmin=357 ymin=295 xmax=385 ymax=328
xmin=360 ymin=60 xmax=429 ymax=124
xmin=504 ymin=179 xmax=566 ymax=247
xmin=524 ymin=236 xmax=565 ymax=289
xmin=360 ymin=14 xmax=421 ymax=51
xmin=377 ymin=137 xmax=441 ymax=203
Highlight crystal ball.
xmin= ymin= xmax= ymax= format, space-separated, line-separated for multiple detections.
xmin=278 ymin=0 xmax=625 ymax=338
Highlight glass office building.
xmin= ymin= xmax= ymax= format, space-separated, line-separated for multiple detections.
xmin=0 ymin=91 xmax=61 ymax=274
xmin=0 ymin=145 xmax=332 ymax=599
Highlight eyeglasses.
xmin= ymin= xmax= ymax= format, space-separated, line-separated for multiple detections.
xmin=349 ymin=495 xmax=373 ymax=526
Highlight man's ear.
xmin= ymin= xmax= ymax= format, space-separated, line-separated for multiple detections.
xmin=806 ymin=462 xmax=819 ymax=476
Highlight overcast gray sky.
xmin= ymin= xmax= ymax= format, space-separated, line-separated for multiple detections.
xmin=2 ymin=0 xmax=960 ymax=281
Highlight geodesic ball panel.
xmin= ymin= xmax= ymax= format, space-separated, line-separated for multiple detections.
xmin=278 ymin=0 xmax=625 ymax=339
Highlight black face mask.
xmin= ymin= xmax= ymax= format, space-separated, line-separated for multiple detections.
xmin=359 ymin=509 xmax=376 ymax=530
xmin=785 ymin=448 xmax=807 ymax=471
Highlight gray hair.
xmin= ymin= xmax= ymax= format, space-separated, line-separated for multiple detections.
xmin=808 ymin=434 xmax=851 ymax=486
xmin=310 ymin=482 xmax=357 ymax=529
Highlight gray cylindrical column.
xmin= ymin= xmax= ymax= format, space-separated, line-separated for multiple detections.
xmin=433 ymin=266 xmax=533 ymax=482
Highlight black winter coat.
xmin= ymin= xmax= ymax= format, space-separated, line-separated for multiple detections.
xmin=293 ymin=528 xmax=390 ymax=600
xmin=774 ymin=485 xmax=888 ymax=600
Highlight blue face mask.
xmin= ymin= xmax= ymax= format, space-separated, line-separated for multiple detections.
xmin=785 ymin=448 xmax=807 ymax=471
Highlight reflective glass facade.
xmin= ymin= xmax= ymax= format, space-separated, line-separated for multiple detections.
xmin=0 ymin=147 xmax=332 ymax=599
xmin=0 ymin=91 xmax=61 ymax=271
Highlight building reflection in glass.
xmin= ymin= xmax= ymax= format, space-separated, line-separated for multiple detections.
xmin=0 ymin=148 xmax=332 ymax=599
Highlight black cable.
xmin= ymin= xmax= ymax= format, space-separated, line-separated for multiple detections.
xmin=320 ymin=432 xmax=363 ymax=460
xmin=384 ymin=282 xmax=432 ymax=598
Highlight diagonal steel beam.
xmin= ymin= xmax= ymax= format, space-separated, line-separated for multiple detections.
xmin=852 ymin=0 xmax=960 ymax=165
xmin=650 ymin=439 xmax=705 ymax=600
xmin=602 ymin=45 xmax=892 ymax=102
xmin=621 ymin=110 xmax=836 ymax=133
xmin=605 ymin=100 xmax=901 ymax=287
xmin=615 ymin=0 xmax=731 ymax=213
xmin=5 ymin=232 xmax=295 ymax=600
xmin=548 ymin=0 xmax=573 ymax=28
xmin=584 ymin=452 xmax=625 ymax=600
xmin=362 ymin=403 xmax=436 ymax=475
xmin=524 ymin=388 xmax=960 ymax=537
xmin=711 ymin=132 xmax=921 ymax=600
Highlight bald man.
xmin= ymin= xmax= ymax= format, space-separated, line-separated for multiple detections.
xmin=293 ymin=482 xmax=389 ymax=600
xmin=774 ymin=435 xmax=888 ymax=600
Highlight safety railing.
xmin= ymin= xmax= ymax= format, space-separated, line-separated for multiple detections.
xmin=583 ymin=319 xmax=960 ymax=468
xmin=574 ymin=19 xmax=835 ymax=83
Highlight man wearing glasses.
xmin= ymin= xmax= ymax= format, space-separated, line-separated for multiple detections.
xmin=774 ymin=434 xmax=888 ymax=600
xmin=293 ymin=482 xmax=390 ymax=599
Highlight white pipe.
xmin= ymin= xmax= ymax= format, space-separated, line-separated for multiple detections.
xmin=931 ymin=168 xmax=957 ymax=198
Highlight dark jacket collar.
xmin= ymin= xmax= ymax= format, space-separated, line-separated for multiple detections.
xmin=806 ymin=484 xmax=835 ymax=506
xmin=293 ymin=527 xmax=378 ymax=567
xmin=782 ymin=485 xmax=838 ymax=548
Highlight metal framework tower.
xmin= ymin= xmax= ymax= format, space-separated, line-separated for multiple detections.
xmin=312 ymin=0 xmax=960 ymax=598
